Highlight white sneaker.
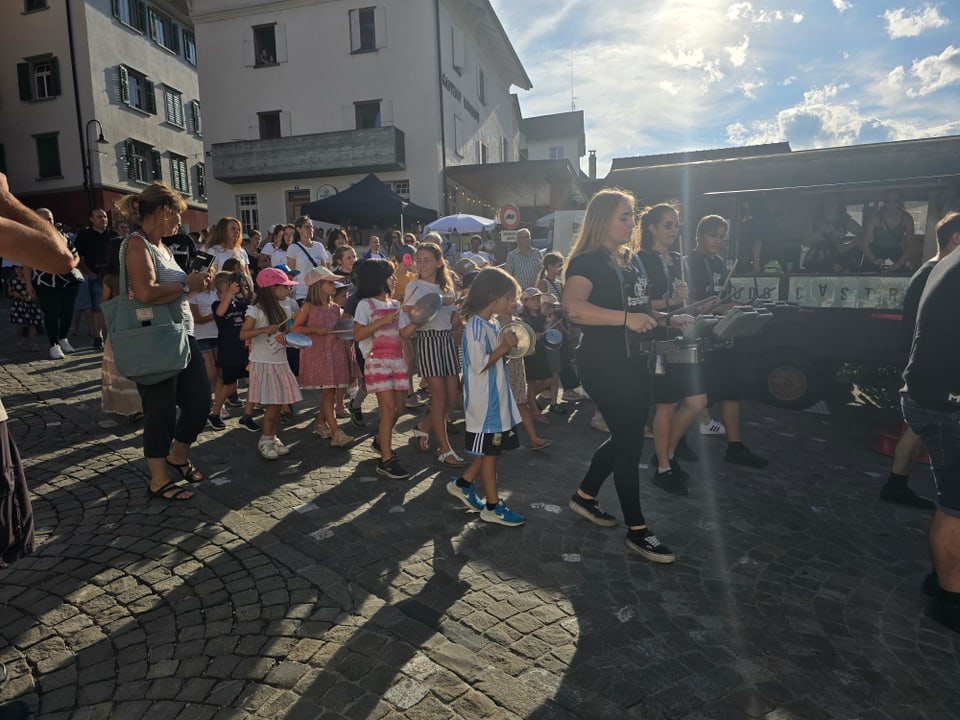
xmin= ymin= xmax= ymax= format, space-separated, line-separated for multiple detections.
xmin=49 ymin=344 xmax=65 ymax=359
xmin=258 ymin=440 xmax=279 ymax=460
xmin=562 ymin=387 xmax=587 ymax=402
xmin=589 ymin=413 xmax=609 ymax=433
xmin=699 ymin=420 xmax=726 ymax=436
xmin=58 ymin=338 xmax=76 ymax=353
xmin=273 ymin=438 xmax=290 ymax=456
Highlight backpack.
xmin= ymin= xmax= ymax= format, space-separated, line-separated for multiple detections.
xmin=0 ymin=427 xmax=35 ymax=568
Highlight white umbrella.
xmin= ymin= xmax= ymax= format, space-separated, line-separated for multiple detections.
xmin=424 ymin=213 xmax=497 ymax=235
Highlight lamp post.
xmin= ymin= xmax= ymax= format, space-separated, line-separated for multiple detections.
xmin=83 ymin=119 xmax=108 ymax=211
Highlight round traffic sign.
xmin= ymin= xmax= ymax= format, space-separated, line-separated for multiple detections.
xmin=500 ymin=204 xmax=520 ymax=230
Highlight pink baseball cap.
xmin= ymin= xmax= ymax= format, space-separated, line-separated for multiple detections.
xmin=257 ymin=267 xmax=298 ymax=288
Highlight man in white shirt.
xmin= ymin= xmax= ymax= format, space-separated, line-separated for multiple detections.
xmin=461 ymin=235 xmax=492 ymax=268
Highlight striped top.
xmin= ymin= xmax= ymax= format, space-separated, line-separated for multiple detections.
xmin=126 ymin=233 xmax=193 ymax=336
xmin=462 ymin=315 xmax=521 ymax=434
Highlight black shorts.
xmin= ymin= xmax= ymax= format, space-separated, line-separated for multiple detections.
xmin=464 ymin=427 xmax=520 ymax=456
xmin=220 ymin=364 xmax=248 ymax=386
xmin=652 ymin=361 xmax=707 ymax=405
xmin=706 ymin=347 xmax=742 ymax=404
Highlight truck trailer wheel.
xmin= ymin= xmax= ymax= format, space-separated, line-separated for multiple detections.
xmin=759 ymin=354 xmax=826 ymax=410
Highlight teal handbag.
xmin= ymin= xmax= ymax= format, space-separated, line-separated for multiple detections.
xmin=102 ymin=238 xmax=191 ymax=386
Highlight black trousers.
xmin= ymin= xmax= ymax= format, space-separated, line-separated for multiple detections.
xmin=576 ymin=345 xmax=651 ymax=527
xmin=35 ymin=284 xmax=77 ymax=346
xmin=137 ymin=336 xmax=211 ymax=458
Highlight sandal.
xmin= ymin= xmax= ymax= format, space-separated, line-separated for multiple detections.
xmin=530 ymin=439 xmax=553 ymax=451
xmin=166 ymin=459 xmax=204 ymax=483
xmin=150 ymin=481 xmax=193 ymax=501
xmin=412 ymin=428 xmax=430 ymax=453
xmin=437 ymin=449 xmax=467 ymax=467
xmin=335 ymin=407 xmax=350 ymax=419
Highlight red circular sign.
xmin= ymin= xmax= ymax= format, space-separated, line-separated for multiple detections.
xmin=500 ymin=204 xmax=520 ymax=230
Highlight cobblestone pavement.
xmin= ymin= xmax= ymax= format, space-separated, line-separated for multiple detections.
xmin=0 ymin=323 xmax=957 ymax=719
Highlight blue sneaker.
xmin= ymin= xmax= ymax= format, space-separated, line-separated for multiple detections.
xmin=480 ymin=499 xmax=526 ymax=527
xmin=446 ymin=478 xmax=483 ymax=512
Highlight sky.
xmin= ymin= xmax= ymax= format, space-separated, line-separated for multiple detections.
xmin=490 ymin=0 xmax=960 ymax=174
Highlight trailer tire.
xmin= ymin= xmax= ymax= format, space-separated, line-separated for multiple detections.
xmin=759 ymin=353 xmax=826 ymax=410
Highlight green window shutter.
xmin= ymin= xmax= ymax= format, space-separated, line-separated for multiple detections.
xmin=49 ymin=57 xmax=61 ymax=96
xmin=18 ymin=62 xmax=32 ymax=101
xmin=192 ymin=101 xmax=202 ymax=136
xmin=125 ymin=140 xmax=135 ymax=179
xmin=144 ymin=80 xmax=156 ymax=114
xmin=151 ymin=149 xmax=162 ymax=180
xmin=170 ymin=23 xmax=180 ymax=54
xmin=111 ymin=0 xmax=120 ymax=20
xmin=134 ymin=1 xmax=146 ymax=32
xmin=197 ymin=163 xmax=205 ymax=197
xmin=119 ymin=65 xmax=129 ymax=104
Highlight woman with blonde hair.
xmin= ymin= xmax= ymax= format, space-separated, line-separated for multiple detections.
xmin=563 ymin=189 xmax=692 ymax=563
xmin=205 ymin=216 xmax=250 ymax=272
xmin=115 ymin=182 xmax=213 ymax=501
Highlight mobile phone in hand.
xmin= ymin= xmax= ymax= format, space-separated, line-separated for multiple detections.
xmin=189 ymin=251 xmax=215 ymax=274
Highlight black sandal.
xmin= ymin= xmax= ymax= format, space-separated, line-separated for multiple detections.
xmin=150 ymin=481 xmax=193 ymax=501
xmin=166 ymin=459 xmax=204 ymax=483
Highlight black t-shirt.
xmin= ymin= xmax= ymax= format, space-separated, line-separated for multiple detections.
xmin=903 ymin=249 xmax=960 ymax=411
xmin=565 ymin=248 xmax=654 ymax=356
xmin=163 ymin=232 xmax=196 ymax=272
xmin=213 ymin=298 xmax=249 ymax=367
xmin=638 ymin=248 xmax=682 ymax=304
xmin=900 ymin=259 xmax=937 ymax=369
xmin=74 ymin=226 xmax=118 ymax=275
xmin=686 ymin=250 xmax=726 ymax=303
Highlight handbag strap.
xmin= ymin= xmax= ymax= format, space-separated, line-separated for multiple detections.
xmin=294 ymin=241 xmax=319 ymax=267
xmin=118 ymin=233 xmax=163 ymax=298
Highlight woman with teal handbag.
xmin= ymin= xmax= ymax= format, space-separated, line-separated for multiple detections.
xmin=111 ymin=183 xmax=213 ymax=501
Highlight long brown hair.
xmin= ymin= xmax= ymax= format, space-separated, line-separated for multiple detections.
xmin=415 ymin=241 xmax=453 ymax=292
xmin=565 ymin=189 xmax=635 ymax=271
xmin=639 ymin=203 xmax=679 ymax=250
xmin=205 ymin=216 xmax=242 ymax=250
xmin=254 ymin=284 xmax=289 ymax=326
xmin=114 ymin=182 xmax=186 ymax=224
xmin=459 ymin=267 xmax=519 ymax=321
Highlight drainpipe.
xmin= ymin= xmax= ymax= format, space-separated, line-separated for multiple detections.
xmin=434 ymin=0 xmax=448 ymax=215
xmin=65 ymin=0 xmax=91 ymax=211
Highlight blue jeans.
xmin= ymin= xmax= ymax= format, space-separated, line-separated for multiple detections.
xmin=902 ymin=392 xmax=960 ymax=517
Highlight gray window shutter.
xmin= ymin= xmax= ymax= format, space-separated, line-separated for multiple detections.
xmin=17 ymin=62 xmax=32 ymax=101
xmin=49 ymin=57 xmax=61 ymax=96
xmin=275 ymin=24 xmax=288 ymax=62
xmin=124 ymin=141 xmax=135 ymax=179
xmin=134 ymin=1 xmax=146 ymax=32
xmin=197 ymin=163 xmax=206 ymax=197
xmin=119 ymin=65 xmax=129 ymax=104
xmin=151 ymin=149 xmax=162 ymax=180
xmin=145 ymin=80 xmax=156 ymax=114
xmin=171 ymin=23 xmax=180 ymax=54
xmin=192 ymin=101 xmax=202 ymax=136
xmin=111 ymin=0 xmax=120 ymax=19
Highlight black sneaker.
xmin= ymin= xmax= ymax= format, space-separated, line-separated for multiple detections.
xmin=674 ymin=436 xmax=698 ymax=462
xmin=625 ymin=529 xmax=675 ymax=563
xmin=725 ymin=443 xmax=768 ymax=468
xmin=238 ymin=415 xmax=261 ymax=433
xmin=568 ymin=493 xmax=618 ymax=527
xmin=350 ymin=406 xmax=365 ymax=428
xmin=92 ymin=336 xmax=104 ymax=350
xmin=207 ymin=414 xmax=226 ymax=431
xmin=377 ymin=455 xmax=410 ymax=480
xmin=880 ymin=482 xmax=935 ymax=510
xmin=226 ymin=393 xmax=243 ymax=408
xmin=650 ymin=454 xmax=689 ymax=482
xmin=926 ymin=598 xmax=960 ymax=634
xmin=651 ymin=469 xmax=688 ymax=496
xmin=923 ymin=571 xmax=940 ymax=598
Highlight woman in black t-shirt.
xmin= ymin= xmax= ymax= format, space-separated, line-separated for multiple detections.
xmin=563 ymin=190 xmax=692 ymax=564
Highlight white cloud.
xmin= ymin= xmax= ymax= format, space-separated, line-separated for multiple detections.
xmin=726 ymin=3 xmax=802 ymax=24
xmin=660 ymin=80 xmax=680 ymax=96
xmin=899 ymin=45 xmax=960 ymax=96
xmin=783 ymin=75 xmax=798 ymax=85
xmin=659 ymin=45 xmax=725 ymax=84
xmin=833 ymin=0 xmax=853 ymax=13
xmin=883 ymin=6 xmax=949 ymax=39
xmin=792 ymin=12 xmax=804 ymax=23
xmin=725 ymin=35 xmax=750 ymax=67
xmin=739 ymin=80 xmax=765 ymax=98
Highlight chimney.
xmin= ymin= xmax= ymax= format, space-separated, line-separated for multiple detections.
xmin=588 ymin=150 xmax=597 ymax=180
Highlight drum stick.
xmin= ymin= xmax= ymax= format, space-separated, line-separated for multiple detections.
xmin=721 ymin=259 xmax=738 ymax=291
xmin=677 ymin=231 xmax=685 ymax=284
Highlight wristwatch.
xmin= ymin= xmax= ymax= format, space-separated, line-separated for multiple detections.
xmin=181 ymin=282 xmax=190 ymax=295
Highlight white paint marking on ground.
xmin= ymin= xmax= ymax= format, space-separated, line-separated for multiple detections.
xmin=210 ymin=477 xmax=231 ymax=486
xmin=615 ymin=606 xmax=635 ymax=623
xmin=389 ymin=505 xmax=405 ymax=513
xmin=296 ymin=503 xmax=317 ymax=514
xmin=863 ymin=471 xmax=884 ymax=478
xmin=810 ymin=506 xmax=826 ymax=513
xmin=309 ymin=526 xmax=335 ymax=542
xmin=47 ymin=421 xmax=61 ymax=427
xmin=562 ymin=553 xmax=582 ymax=563
xmin=812 ymin=437 xmax=827 ymax=443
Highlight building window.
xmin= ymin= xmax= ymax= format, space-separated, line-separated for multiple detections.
xmin=236 ymin=194 xmax=259 ymax=232
xmin=477 ymin=66 xmax=486 ymax=105
xmin=119 ymin=65 xmax=156 ymax=114
xmin=170 ymin=154 xmax=188 ymax=193
xmin=112 ymin=0 xmax=147 ymax=33
xmin=549 ymin=146 xmax=565 ymax=160
xmin=258 ymin=111 xmax=281 ymax=139
xmin=163 ymin=88 xmax=184 ymax=128
xmin=34 ymin=134 xmax=61 ymax=178
xmin=124 ymin=140 xmax=161 ymax=183
xmin=196 ymin=163 xmax=206 ymax=198
xmin=17 ymin=57 xmax=60 ymax=101
xmin=389 ymin=180 xmax=409 ymax=199
xmin=478 ymin=142 xmax=488 ymax=165
xmin=148 ymin=8 xmax=179 ymax=53
xmin=354 ymin=101 xmax=381 ymax=129
xmin=24 ymin=0 xmax=48 ymax=11
xmin=190 ymin=100 xmax=202 ymax=137
xmin=519 ymin=148 xmax=529 ymax=161
xmin=453 ymin=115 xmax=463 ymax=158
xmin=182 ymin=29 xmax=197 ymax=66
xmin=349 ymin=7 xmax=386 ymax=53
xmin=253 ymin=25 xmax=277 ymax=66
xmin=451 ymin=26 xmax=464 ymax=74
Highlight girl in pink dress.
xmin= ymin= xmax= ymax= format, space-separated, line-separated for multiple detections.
xmin=294 ymin=267 xmax=353 ymax=447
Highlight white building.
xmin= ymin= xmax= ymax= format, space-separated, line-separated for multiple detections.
xmin=520 ymin=111 xmax=586 ymax=171
xmin=0 ymin=0 xmax=208 ymax=229
xmin=189 ymin=0 xmax=531 ymax=231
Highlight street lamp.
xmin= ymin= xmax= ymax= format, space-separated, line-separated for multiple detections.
xmin=83 ymin=119 xmax=108 ymax=211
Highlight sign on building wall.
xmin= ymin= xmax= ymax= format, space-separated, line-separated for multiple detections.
xmin=728 ymin=277 xmax=781 ymax=302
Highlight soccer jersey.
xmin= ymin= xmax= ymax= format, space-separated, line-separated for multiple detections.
xmin=462 ymin=315 xmax=521 ymax=434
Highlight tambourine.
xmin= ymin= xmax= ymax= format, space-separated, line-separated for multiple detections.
xmin=332 ymin=317 xmax=354 ymax=341
xmin=543 ymin=328 xmax=563 ymax=350
xmin=284 ymin=332 xmax=313 ymax=349
xmin=408 ymin=292 xmax=442 ymax=325
xmin=453 ymin=258 xmax=478 ymax=276
xmin=498 ymin=320 xmax=536 ymax=358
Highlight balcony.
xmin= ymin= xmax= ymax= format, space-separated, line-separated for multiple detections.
xmin=211 ymin=126 xmax=405 ymax=184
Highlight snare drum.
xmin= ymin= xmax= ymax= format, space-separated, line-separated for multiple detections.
xmin=655 ymin=339 xmax=704 ymax=365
